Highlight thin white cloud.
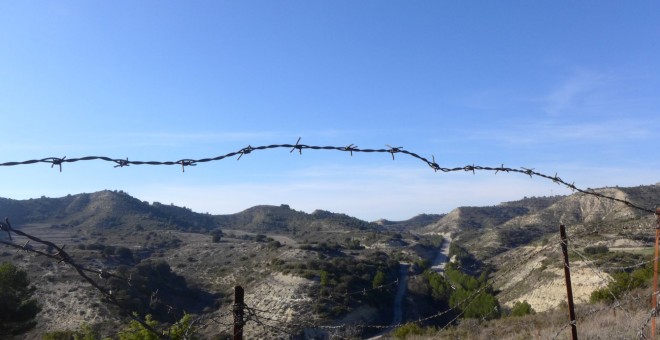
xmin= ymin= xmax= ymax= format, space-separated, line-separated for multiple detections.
xmin=463 ymin=118 xmax=654 ymax=146
xmin=539 ymin=71 xmax=606 ymax=116
xmin=457 ymin=67 xmax=659 ymax=147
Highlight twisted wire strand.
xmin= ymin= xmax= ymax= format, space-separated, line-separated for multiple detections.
xmin=0 ymin=218 xmax=171 ymax=339
xmin=246 ymin=238 xmax=560 ymax=334
xmin=4 ymin=213 xmax=657 ymax=338
xmin=3 ymin=139 xmax=659 ymax=337
xmin=0 ymin=139 xmax=654 ymax=213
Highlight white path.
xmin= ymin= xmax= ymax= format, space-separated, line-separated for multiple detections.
xmin=430 ymin=233 xmax=452 ymax=274
xmin=370 ymin=233 xmax=453 ymax=339
xmin=391 ymin=263 xmax=409 ymax=326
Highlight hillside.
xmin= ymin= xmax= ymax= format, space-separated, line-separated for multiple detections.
xmin=421 ymin=185 xmax=659 ymax=258
xmin=0 ymin=190 xmax=443 ymax=338
xmin=0 ymin=191 xmax=390 ymax=237
xmin=435 ymin=185 xmax=660 ymax=335
xmin=1 ymin=184 xmax=659 ymax=339
xmin=374 ymin=214 xmax=445 ymax=231
xmin=0 ymin=190 xmax=218 ymax=232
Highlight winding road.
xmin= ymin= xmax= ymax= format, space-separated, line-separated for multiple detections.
xmin=368 ymin=234 xmax=452 ymax=339
xmin=391 ymin=263 xmax=409 ymax=326
xmin=390 ymin=233 xmax=452 ymax=326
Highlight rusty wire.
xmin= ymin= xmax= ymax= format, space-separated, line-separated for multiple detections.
xmin=2 ymin=212 xmax=658 ymax=338
xmin=0 ymin=218 xmax=170 ymax=339
xmin=0 ymin=138 xmax=655 ymax=214
xmin=2 ymin=138 xmax=659 ymax=338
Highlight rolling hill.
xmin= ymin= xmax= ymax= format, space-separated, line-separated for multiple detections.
xmin=1 ymin=184 xmax=659 ymax=339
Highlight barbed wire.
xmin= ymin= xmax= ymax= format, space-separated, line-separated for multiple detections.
xmin=252 ymin=241 xmax=563 ymax=338
xmin=5 ymin=226 xmax=213 ymax=324
xmin=0 ymin=218 xmax=177 ymax=339
xmin=2 ymin=138 xmax=659 ymax=338
xmin=565 ymin=239 xmax=634 ymax=321
xmin=245 ymin=305 xmax=298 ymax=338
xmin=4 ymin=213 xmax=658 ymax=338
xmin=435 ymin=240 xmax=562 ymax=333
xmin=638 ymin=303 xmax=660 ymax=339
xmin=0 ymin=138 xmax=655 ymax=214
xmin=244 ymin=226 xmax=658 ymax=339
xmin=545 ymin=228 xmax=658 ymax=339
xmin=244 ymin=236 xmax=561 ymax=336
xmin=570 ymin=213 xmax=660 ymax=338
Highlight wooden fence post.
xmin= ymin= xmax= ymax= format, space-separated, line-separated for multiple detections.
xmin=559 ymin=224 xmax=578 ymax=340
xmin=233 ymin=285 xmax=245 ymax=340
xmin=652 ymin=208 xmax=660 ymax=338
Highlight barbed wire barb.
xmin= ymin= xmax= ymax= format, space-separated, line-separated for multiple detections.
xmin=290 ymin=137 xmax=303 ymax=154
xmin=237 ymin=145 xmax=253 ymax=160
xmin=342 ymin=144 xmax=357 ymax=156
xmin=114 ymin=158 xmax=130 ymax=168
xmin=50 ymin=156 xmax=66 ymax=172
xmin=386 ymin=144 xmax=402 ymax=160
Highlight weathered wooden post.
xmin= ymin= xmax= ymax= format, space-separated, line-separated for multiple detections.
xmin=652 ymin=208 xmax=660 ymax=338
xmin=233 ymin=285 xmax=245 ymax=340
xmin=559 ymin=224 xmax=578 ymax=340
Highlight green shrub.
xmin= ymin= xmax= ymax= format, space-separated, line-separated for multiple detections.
xmin=42 ymin=324 xmax=97 ymax=340
xmin=108 ymin=261 xmax=213 ymax=322
xmin=450 ymin=289 xmax=500 ymax=320
xmin=42 ymin=330 xmax=78 ymax=340
xmin=119 ymin=314 xmax=160 ymax=340
xmin=510 ymin=300 xmax=535 ymax=317
xmin=590 ymin=265 xmax=653 ymax=303
xmin=372 ymin=271 xmax=386 ymax=289
xmin=425 ymin=270 xmax=451 ymax=301
xmin=392 ymin=323 xmax=424 ymax=339
xmin=320 ymin=270 xmax=329 ymax=286
xmin=584 ymin=245 xmax=609 ymax=255
xmin=119 ymin=313 xmax=199 ymax=340
xmin=0 ymin=262 xmax=41 ymax=336
xmin=415 ymin=259 xmax=430 ymax=270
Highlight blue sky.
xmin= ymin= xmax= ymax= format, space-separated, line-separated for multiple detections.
xmin=1 ymin=1 xmax=658 ymax=221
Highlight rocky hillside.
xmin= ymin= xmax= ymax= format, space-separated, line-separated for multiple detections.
xmin=0 ymin=190 xmax=443 ymax=338
xmin=374 ymin=214 xmax=445 ymax=231
xmin=421 ymin=184 xmax=660 ymax=258
xmin=0 ymin=190 xmax=391 ymax=238
xmin=0 ymin=190 xmax=217 ymax=231
xmin=1 ymin=184 xmax=659 ymax=339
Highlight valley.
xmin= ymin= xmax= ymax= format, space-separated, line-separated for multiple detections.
xmin=1 ymin=184 xmax=659 ymax=339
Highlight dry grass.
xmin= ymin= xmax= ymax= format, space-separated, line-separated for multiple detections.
xmin=392 ymin=290 xmax=656 ymax=339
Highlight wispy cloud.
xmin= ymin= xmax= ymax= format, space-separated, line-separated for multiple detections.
xmin=539 ymin=71 xmax=607 ymax=116
xmin=462 ymin=118 xmax=654 ymax=146
xmin=458 ymin=68 xmax=659 ymax=147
